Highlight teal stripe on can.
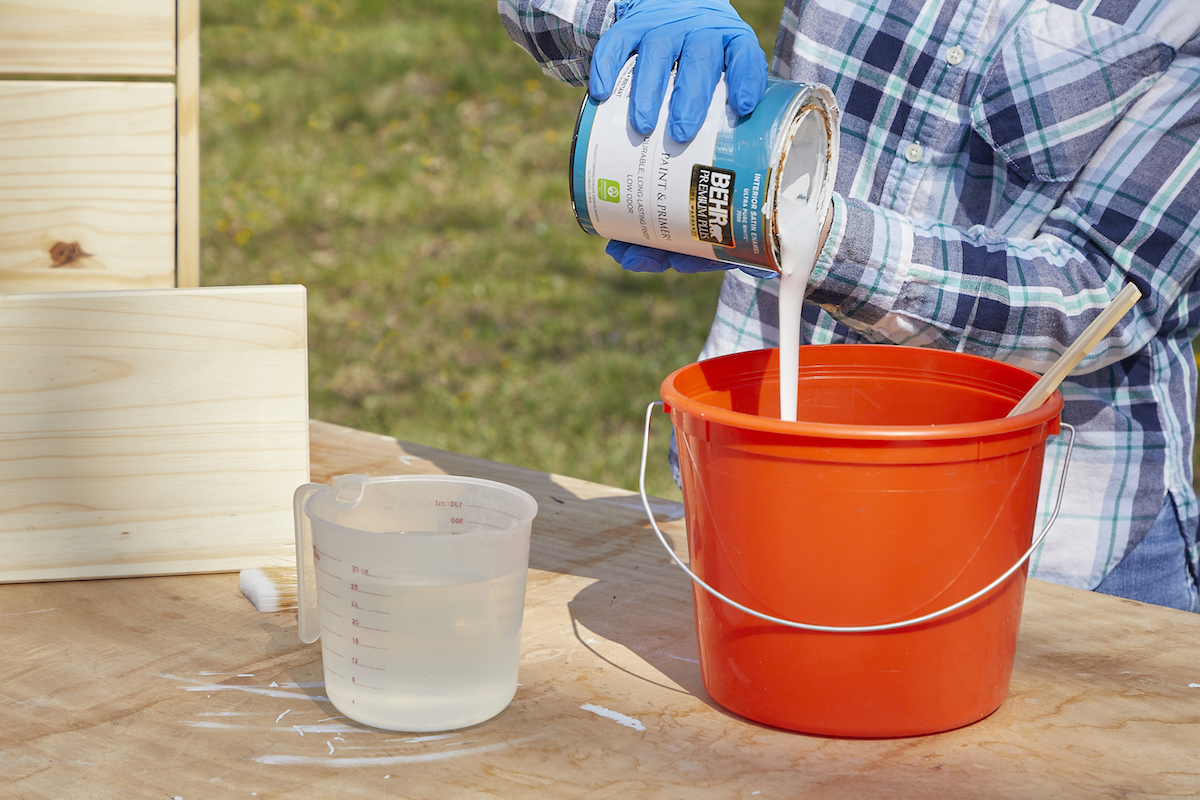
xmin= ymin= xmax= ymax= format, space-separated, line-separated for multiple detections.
xmin=569 ymin=95 xmax=600 ymax=237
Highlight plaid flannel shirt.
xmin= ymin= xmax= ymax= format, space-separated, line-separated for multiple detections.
xmin=499 ymin=0 xmax=1200 ymax=592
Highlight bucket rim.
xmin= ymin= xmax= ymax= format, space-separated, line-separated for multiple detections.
xmin=660 ymin=344 xmax=1062 ymax=440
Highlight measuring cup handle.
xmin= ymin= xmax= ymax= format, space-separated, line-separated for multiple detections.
xmin=293 ymin=483 xmax=323 ymax=644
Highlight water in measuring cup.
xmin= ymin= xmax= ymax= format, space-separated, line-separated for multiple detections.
xmin=320 ymin=560 xmax=528 ymax=732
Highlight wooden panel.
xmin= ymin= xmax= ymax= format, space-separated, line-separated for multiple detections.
xmin=0 ymin=79 xmax=177 ymax=292
xmin=175 ymin=0 xmax=201 ymax=287
xmin=0 ymin=0 xmax=176 ymax=76
xmin=0 ymin=285 xmax=310 ymax=583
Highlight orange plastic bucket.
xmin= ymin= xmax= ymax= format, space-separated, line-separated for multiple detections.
xmin=651 ymin=344 xmax=1069 ymax=737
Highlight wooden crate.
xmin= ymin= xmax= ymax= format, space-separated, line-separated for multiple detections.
xmin=0 ymin=0 xmax=199 ymax=292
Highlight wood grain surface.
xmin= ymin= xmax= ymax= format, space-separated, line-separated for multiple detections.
xmin=0 ymin=80 xmax=178 ymax=292
xmin=0 ymin=0 xmax=201 ymax=290
xmin=0 ymin=286 xmax=309 ymax=582
xmin=1 ymin=419 xmax=1197 ymax=798
xmin=0 ymin=0 xmax=176 ymax=76
xmin=175 ymin=0 xmax=201 ymax=288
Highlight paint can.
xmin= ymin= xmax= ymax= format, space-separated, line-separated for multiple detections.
xmin=570 ymin=57 xmax=840 ymax=274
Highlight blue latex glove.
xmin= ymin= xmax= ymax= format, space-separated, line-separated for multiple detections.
xmin=589 ymin=0 xmax=767 ymax=143
xmin=607 ymin=240 xmax=776 ymax=279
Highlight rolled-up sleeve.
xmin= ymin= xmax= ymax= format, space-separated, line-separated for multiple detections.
xmin=498 ymin=0 xmax=617 ymax=86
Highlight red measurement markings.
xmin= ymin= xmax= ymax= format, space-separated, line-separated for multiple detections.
xmin=313 ymin=547 xmax=342 ymax=562
xmin=352 ymin=638 xmax=389 ymax=651
xmin=349 ymin=599 xmax=391 ymax=615
xmin=350 ymin=656 xmax=384 ymax=671
xmin=321 ymin=624 xmax=343 ymax=637
xmin=326 ymin=667 xmax=346 ymax=681
xmin=466 ymin=502 xmax=521 ymax=520
xmin=324 ymin=647 xmax=344 ymax=659
xmin=350 ymin=565 xmax=393 ymax=581
xmin=319 ymin=586 xmax=340 ymax=600
xmin=350 ymin=676 xmax=383 ymax=690
xmin=350 ymin=618 xmax=389 ymax=633
xmin=448 ymin=504 xmax=510 ymax=530
xmin=350 ymin=583 xmax=389 ymax=598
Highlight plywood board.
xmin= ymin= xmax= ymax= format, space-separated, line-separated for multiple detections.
xmin=0 ymin=80 xmax=178 ymax=292
xmin=0 ymin=285 xmax=310 ymax=582
xmin=6 ymin=423 xmax=1199 ymax=797
xmin=0 ymin=0 xmax=176 ymax=76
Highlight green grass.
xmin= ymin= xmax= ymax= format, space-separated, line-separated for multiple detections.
xmin=199 ymin=0 xmax=786 ymax=499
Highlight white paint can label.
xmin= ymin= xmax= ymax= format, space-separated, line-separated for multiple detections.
xmin=570 ymin=57 xmax=840 ymax=273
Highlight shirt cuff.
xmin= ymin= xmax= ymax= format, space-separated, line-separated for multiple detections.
xmin=807 ymin=193 xmax=912 ymax=337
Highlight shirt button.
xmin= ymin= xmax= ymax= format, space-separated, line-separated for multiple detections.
xmin=946 ymin=45 xmax=965 ymax=66
xmin=904 ymin=143 xmax=924 ymax=163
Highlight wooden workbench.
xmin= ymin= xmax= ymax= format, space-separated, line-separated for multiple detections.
xmin=3 ymin=419 xmax=1199 ymax=798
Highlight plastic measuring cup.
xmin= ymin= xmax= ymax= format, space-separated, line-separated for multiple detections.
xmin=293 ymin=474 xmax=538 ymax=732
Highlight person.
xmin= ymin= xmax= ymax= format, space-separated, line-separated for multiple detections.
xmin=499 ymin=0 xmax=1200 ymax=611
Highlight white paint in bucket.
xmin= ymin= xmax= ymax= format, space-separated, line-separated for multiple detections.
xmin=570 ymin=57 xmax=840 ymax=275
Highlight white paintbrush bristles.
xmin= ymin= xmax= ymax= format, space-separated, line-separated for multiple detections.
xmin=239 ymin=566 xmax=298 ymax=613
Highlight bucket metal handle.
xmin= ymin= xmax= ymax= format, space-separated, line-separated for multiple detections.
xmin=638 ymin=401 xmax=1076 ymax=633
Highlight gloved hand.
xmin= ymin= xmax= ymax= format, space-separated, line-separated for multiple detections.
xmin=607 ymin=240 xmax=776 ymax=279
xmin=589 ymin=0 xmax=767 ymax=143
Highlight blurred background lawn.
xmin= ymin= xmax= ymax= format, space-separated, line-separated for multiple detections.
xmin=199 ymin=0 xmax=786 ymax=500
